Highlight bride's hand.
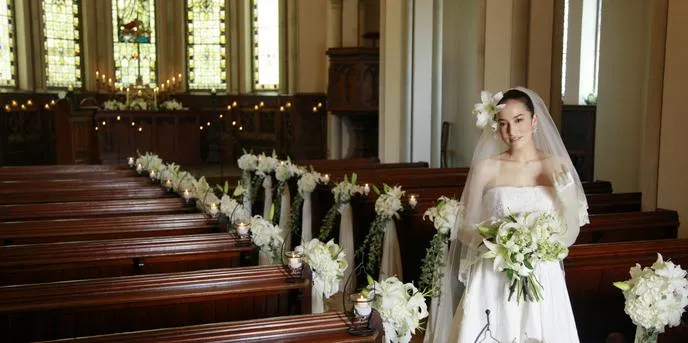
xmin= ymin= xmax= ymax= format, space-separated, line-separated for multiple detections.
xmin=552 ymin=164 xmax=574 ymax=193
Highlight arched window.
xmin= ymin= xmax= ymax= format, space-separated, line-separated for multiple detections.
xmin=251 ymin=0 xmax=280 ymax=91
xmin=112 ymin=0 xmax=157 ymax=87
xmin=42 ymin=0 xmax=82 ymax=89
xmin=186 ymin=0 xmax=227 ymax=91
xmin=0 ymin=0 xmax=16 ymax=87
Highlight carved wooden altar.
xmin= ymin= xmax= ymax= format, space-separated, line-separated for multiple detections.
xmin=327 ymin=47 xmax=379 ymax=157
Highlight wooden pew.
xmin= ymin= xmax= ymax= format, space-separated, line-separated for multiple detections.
xmin=0 ymin=233 xmax=257 ymax=285
xmin=565 ymin=239 xmax=688 ymax=343
xmin=0 ymin=265 xmax=312 ymax=342
xmin=0 ymin=186 xmax=174 ymax=204
xmin=0 ymin=178 xmax=153 ymax=193
xmin=395 ymin=208 xmax=679 ymax=284
xmin=0 ymin=169 xmax=137 ymax=181
xmin=47 ymin=312 xmax=383 ymax=343
xmin=0 ymin=198 xmax=196 ymax=221
xmin=0 ymin=164 xmax=130 ymax=174
xmin=0 ymin=213 xmax=220 ymax=245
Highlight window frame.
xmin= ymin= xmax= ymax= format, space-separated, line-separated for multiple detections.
xmin=0 ymin=0 xmax=17 ymax=89
xmin=40 ymin=0 xmax=85 ymax=90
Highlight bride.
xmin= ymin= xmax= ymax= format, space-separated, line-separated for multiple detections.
xmin=424 ymin=87 xmax=589 ymax=343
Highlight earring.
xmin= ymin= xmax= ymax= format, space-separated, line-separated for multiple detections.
xmin=532 ymin=123 xmax=539 ymax=133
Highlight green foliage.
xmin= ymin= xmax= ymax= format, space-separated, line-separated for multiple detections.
xmin=272 ymin=182 xmax=284 ymax=226
xmin=289 ymin=193 xmax=305 ymax=238
xmin=318 ymin=203 xmax=341 ymax=241
xmin=356 ymin=216 xmax=392 ymax=277
xmin=418 ymin=231 xmax=450 ymax=296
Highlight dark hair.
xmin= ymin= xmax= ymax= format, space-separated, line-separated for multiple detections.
xmin=498 ymin=89 xmax=535 ymax=114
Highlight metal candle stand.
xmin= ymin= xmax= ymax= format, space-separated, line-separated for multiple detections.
xmin=342 ymin=262 xmax=377 ymax=337
xmin=473 ymin=309 xmax=500 ymax=343
xmin=280 ymin=229 xmax=305 ymax=283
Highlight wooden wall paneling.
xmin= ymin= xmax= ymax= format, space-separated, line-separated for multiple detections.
xmin=562 ymin=105 xmax=596 ymax=181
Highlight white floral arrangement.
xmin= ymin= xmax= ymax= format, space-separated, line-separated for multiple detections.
xmin=237 ymin=152 xmax=259 ymax=172
xmin=418 ymin=196 xmax=464 ymax=295
xmin=249 ymin=215 xmax=284 ymax=262
xmin=128 ymin=98 xmax=148 ymax=111
xmin=256 ymin=152 xmax=279 ymax=178
xmin=159 ymin=99 xmax=185 ymax=111
xmin=472 ymin=90 xmax=506 ymax=134
xmin=357 ymin=184 xmax=405 ymax=273
xmin=331 ymin=173 xmax=363 ymax=204
xmin=319 ymin=173 xmax=363 ymax=241
xmin=159 ymin=163 xmax=179 ymax=184
xmin=103 ymin=100 xmax=127 ymax=111
xmin=177 ymin=173 xmax=197 ymax=197
xmin=275 ymin=159 xmax=305 ymax=183
xmin=374 ymin=185 xmax=405 ymax=219
xmin=296 ymin=238 xmax=348 ymax=299
xmin=478 ymin=211 xmax=568 ymax=303
xmin=365 ymin=276 xmax=429 ymax=343
xmin=134 ymin=152 xmax=163 ymax=173
xmin=220 ymin=194 xmax=249 ymax=222
xmin=297 ymin=171 xmax=325 ymax=196
xmin=613 ymin=253 xmax=688 ymax=342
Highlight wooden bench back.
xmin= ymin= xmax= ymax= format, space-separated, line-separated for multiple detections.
xmin=565 ymin=239 xmax=688 ymax=343
xmin=0 ymin=266 xmax=312 ymax=342
xmin=0 ymin=198 xmax=195 ymax=221
xmin=0 ymin=213 xmax=219 ymax=244
xmin=0 ymin=233 xmax=257 ymax=285
xmin=44 ymin=312 xmax=383 ymax=343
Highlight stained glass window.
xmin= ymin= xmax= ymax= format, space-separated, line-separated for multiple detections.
xmin=251 ymin=0 xmax=280 ymax=91
xmin=112 ymin=0 xmax=157 ymax=87
xmin=0 ymin=0 xmax=16 ymax=87
xmin=186 ymin=0 xmax=226 ymax=90
xmin=43 ymin=0 xmax=82 ymax=88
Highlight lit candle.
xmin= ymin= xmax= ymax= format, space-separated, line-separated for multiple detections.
xmin=323 ymin=174 xmax=330 ymax=184
xmin=285 ymin=251 xmax=302 ymax=269
xmin=210 ymin=88 xmax=216 ymax=95
xmin=286 ymin=102 xmax=292 ymax=108
xmin=183 ymin=189 xmax=191 ymax=201
xmin=209 ymin=203 xmax=218 ymax=216
xmin=50 ymin=100 xmax=56 ymax=105
xmin=108 ymin=78 xmax=112 ymax=85
xmin=363 ymin=183 xmax=370 ymax=195
xmin=254 ymin=105 xmax=259 ymax=111
xmin=312 ymin=106 xmax=318 ymax=112
xmin=279 ymin=106 xmax=285 ymax=112
xmin=26 ymin=100 xmax=33 ymax=106
xmin=259 ymin=101 xmax=264 ymax=108
xmin=96 ymin=70 xmax=99 ymax=79
xmin=409 ymin=195 xmax=418 ymax=208
xmin=153 ymin=87 xmax=158 ymax=105
xmin=317 ymin=102 xmax=323 ymax=108
xmin=165 ymin=179 xmax=172 ymax=190
xmin=236 ymin=221 xmax=249 ymax=236
xmin=43 ymin=104 xmax=50 ymax=110
xmin=68 ymin=84 xmax=74 ymax=92
xmin=136 ymin=163 xmax=143 ymax=173
xmin=178 ymin=73 xmax=182 ymax=79
xmin=137 ymin=90 xmax=142 ymax=97
xmin=353 ymin=294 xmax=372 ymax=317
xmin=127 ymin=157 xmax=134 ymax=167
xmin=149 ymin=170 xmax=157 ymax=181
xmin=232 ymin=101 xmax=238 ymax=108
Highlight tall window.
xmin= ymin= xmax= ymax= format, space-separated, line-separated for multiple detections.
xmin=42 ymin=0 xmax=82 ymax=88
xmin=561 ymin=0 xmax=570 ymax=97
xmin=561 ymin=0 xmax=602 ymax=104
xmin=251 ymin=0 xmax=280 ymax=91
xmin=186 ymin=0 xmax=226 ymax=91
xmin=112 ymin=0 xmax=157 ymax=87
xmin=0 ymin=0 xmax=16 ymax=87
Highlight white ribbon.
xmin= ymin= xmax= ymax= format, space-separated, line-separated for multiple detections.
xmin=242 ymin=187 xmax=252 ymax=217
xmin=423 ymin=245 xmax=449 ymax=343
xmin=279 ymin=184 xmax=292 ymax=249
xmin=311 ymin=287 xmax=325 ymax=313
xmin=301 ymin=192 xmax=313 ymax=245
xmin=380 ymin=220 xmax=403 ymax=280
xmin=258 ymin=250 xmax=274 ymax=266
xmin=262 ymin=175 xmax=273 ymax=218
xmin=338 ymin=203 xmax=355 ymax=294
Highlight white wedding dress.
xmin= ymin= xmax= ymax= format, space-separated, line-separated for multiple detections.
xmin=449 ymin=186 xmax=580 ymax=343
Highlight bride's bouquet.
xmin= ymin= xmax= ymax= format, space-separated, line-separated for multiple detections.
xmin=477 ymin=211 xmax=568 ymax=303
xmin=613 ymin=253 xmax=688 ymax=343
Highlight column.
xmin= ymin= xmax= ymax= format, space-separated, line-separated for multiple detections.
xmin=326 ymin=0 xmax=343 ymax=159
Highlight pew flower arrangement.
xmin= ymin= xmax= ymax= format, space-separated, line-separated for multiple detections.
xmin=249 ymin=214 xmax=284 ymax=263
xmin=364 ymin=275 xmax=429 ymax=343
xmin=357 ymin=184 xmax=405 ymax=274
xmin=219 ymin=194 xmax=248 ymax=222
xmin=472 ymin=90 xmax=506 ymax=135
xmin=237 ymin=151 xmax=262 ymax=203
xmin=418 ymin=196 xmax=463 ymax=296
xmin=256 ymin=151 xmax=280 ymax=178
xmin=296 ymin=238 xmax=348 ymax=301
xmin=613 ymin=253 xmax=688 ymax=343
xmin=318 ymin=173 xmax=363 ymax=241
xmin=478 ymin=211 xmax=568 ymax=303
xmin=290 ymin=170 xmax=326 ymax=238
xmin=103 ymin=99 xmax=127 ymax=111
xmin=272 ymin=158 xmax=304 ymax=225
xmin=159 ymin=99 xmax=185 ymax=111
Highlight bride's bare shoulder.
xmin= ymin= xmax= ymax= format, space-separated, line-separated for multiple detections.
xmin=472 ymin=158 xmax=499 ymax=174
